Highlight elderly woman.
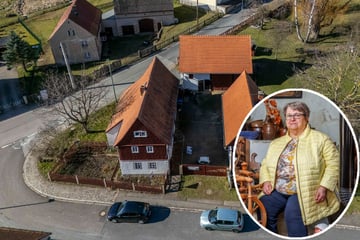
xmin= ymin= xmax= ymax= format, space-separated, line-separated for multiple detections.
xmin=259 ymin=101 xmax=340 ymax=237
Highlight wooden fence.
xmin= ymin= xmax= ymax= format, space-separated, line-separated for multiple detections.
xmin=48 ymin=171 xmax=166 ymax=194
xmin=181 ymin=164 xmax=227 ymax=176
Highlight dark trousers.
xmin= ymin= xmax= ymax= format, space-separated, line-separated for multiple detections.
xmin=260 ymin=190 xmax=308 ymax=237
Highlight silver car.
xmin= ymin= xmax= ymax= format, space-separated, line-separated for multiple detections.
xmin=200 ymin=207 xmax=244 ymax=233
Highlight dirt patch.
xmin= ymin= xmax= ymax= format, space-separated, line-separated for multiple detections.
xmin=56 ymin=142 xmax=119 ymax=179
xmin=176 ymin=91 xmax=227 ymax=167
xmin=59 ymin=153 xmax=118 ymax=178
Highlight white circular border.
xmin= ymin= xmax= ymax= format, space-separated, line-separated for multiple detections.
xmin=232 ymin=88 xmax=360 ymax=240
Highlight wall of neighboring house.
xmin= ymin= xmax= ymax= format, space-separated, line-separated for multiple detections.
xmin=49 ymin=20 xmax=102 ymax=65
xmin=180 ymin=73 xmax=210 ymax=91
xmin=120 ymin=159 xmax=169 ymax=175
xmin=115 ymin=13 xmax=175 ymax=36
xmin=113 ymin=0 xmax=176 ymax=36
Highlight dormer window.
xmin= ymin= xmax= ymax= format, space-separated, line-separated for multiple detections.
xmin=134 ymin=130 xmax=147 ymax=138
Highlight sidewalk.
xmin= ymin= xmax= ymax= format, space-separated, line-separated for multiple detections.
xmin=23 ymin=148 xmax=241 ymax=211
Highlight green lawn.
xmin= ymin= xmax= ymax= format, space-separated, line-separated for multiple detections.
xmin=178 ymin=175 xmax=238 ymax=202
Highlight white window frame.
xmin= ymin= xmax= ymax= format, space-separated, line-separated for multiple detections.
xmin=134 ymin=162 xmax=142 ymax=169
xmin=148 ymin=162 xmax=157 ymax=169
xmin=81 ymin=40 xmax=88 ymax=47
xmin=133 ymin=130 xmax=147 ymax=138
xmin=131 ymin=146 xmax=139 ymax=153
xmin=146 ymin=146 xmax=154 ymax=153
xmin=84 ymin=52 xmax=91 ymax=59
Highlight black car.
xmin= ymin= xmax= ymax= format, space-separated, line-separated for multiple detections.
xmin=107 ymin=201 xmax=151 ymax=224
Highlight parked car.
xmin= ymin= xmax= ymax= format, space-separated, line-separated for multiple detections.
xmin=107 ymin=201 xmax=151 ymax=224
xmin=198 ymin=156 xmax=210 ymax=164
xmin=200 ymin=207 xmax=244 ymax=233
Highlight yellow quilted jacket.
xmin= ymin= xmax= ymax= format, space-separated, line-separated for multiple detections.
xmin=259 ymin=124 xmax=340 ymax=225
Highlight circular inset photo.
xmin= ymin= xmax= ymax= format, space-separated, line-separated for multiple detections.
xmin=232 ymin=88 xmax=359 ymax=239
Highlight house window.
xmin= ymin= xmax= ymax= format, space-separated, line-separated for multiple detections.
xmin=148 ymin=162 xmax=157 ymax=169
xmin=68 ymin=29 xmax=75 ymax=36
xmin=81 ymin=40 xmax=88 ymax=47
xmin=131 ymin=146 xmax=139 ymax=153
xmin=84 ymin=52 xmax=91 ymax=59
xmin=134 ymin=162 xmax=142 ymax=169
xmin=133 ymin=130 xmax=147 ymax=138
xmin=146 ymin=146 xmax=154 ymax=153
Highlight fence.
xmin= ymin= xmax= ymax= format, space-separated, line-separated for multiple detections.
xmin=181 ymin=164 xmax=227 ymax=176
xmin=48 ymin=172 xmax=166 ymax=194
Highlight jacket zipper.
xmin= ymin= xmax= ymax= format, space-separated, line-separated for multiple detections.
xmin=294 ymin=138 xmax=307 ymax=224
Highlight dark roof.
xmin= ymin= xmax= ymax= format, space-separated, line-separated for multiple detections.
xmin=0 ymin=227 xmax=51 ymax=240
xmin=106 ymin=57 xmax=179 ymax=146
xmin=49 ymin=0 xmax=102 ymax=40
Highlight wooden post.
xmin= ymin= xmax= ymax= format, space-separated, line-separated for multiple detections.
xmin=103 ymin=178 xmax=107 ymax=188
xmin=75 ymin=175 xmax=79 ymax=185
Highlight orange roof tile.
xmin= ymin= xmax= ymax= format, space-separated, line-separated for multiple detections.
xmin=106 ymin=57 xmax=179 ymax=146
xmin=49 ymin=0 xmax=102 ymax=40
xmin=222 ymin=71 xmax=258 ymax=146
xmin=179 ymin=35 xmax=253 ymax=74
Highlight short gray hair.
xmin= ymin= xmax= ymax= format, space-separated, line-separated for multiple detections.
xmin=283 ymin=101 xmax=310 ymax=118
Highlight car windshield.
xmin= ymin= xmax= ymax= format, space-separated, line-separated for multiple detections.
xmin=208 ymin=209 xmax=217 ymax=222
xmin=117 ymin=202 xmax=126 ymax=214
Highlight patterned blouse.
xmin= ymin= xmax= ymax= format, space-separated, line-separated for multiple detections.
xmin=275 ymin=138 xmax=298 ymax=195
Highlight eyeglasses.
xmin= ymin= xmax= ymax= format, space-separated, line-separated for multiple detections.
xmin=285 ymin=113 xmax=305 ymax=119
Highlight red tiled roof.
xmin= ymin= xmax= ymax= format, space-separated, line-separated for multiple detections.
xmin=106 ymin=57 xmax=179 ymax=146
xmin=222 ymin=71 xmax=258 ymax=146
xmin=49 ymin=0 xmax=102 ymax=40
xmin=179 ymin=35 xmax=253 ymax=74
xmin=0 ymin=227 xmax=51 ymax=240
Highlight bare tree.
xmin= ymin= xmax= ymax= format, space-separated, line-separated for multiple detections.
xmin=43 ymin=70 xmax=108 ymax=134
xmin=298 ymin=44 xmax=360 ymax=130
xmin=293 ymin=0 xmax=351 ymax=43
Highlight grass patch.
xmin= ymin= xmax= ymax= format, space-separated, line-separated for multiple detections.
xmin=347 ymin=196 xmax=360 ymax=214
xmin=178 ymin=175 xmax=238 ymax=201
xmin=160 ymin=3 xmax=218 ymax=42
xmin=38 ymin=161 xmax=56 ymax=176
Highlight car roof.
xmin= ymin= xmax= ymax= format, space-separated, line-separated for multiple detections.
xmin=120 ymin=201 xmax=147 ymax=214
xmin=216 ymin=208 xmax=238 ymax=222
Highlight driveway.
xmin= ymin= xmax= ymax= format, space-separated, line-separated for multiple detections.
xmin=0 ymin=61 xmax=22 ymax=113
xmin=177 ymin=91 xmax=227 ymax=167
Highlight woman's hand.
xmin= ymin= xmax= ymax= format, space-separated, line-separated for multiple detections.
xmin=315 ymin=186 xmax=327 ymax=203
xmin=263 ymin=181 xmax=273 ymax=195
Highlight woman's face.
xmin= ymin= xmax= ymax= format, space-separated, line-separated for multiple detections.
xmin=285 ymin=107 xmax=308 ymax=132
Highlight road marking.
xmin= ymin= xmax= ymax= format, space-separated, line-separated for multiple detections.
xmin=335 ymin=224 xmax=360 ymax=231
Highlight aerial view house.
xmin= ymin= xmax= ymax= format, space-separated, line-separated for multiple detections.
xmin=108 ymin=0 xmax=177 ymax=36
xmin=106 ymin=57 xmax=179 ymax=175
xmin=178 ymin=35 xmax=253 ymax=91
xmin=48 ymin=0 xmax=103 ymax=65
